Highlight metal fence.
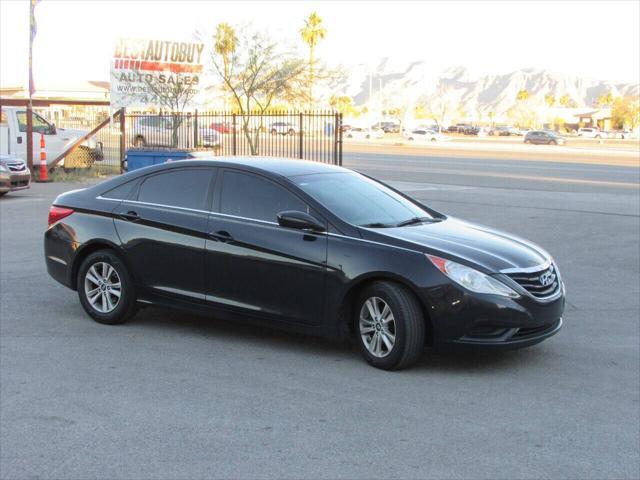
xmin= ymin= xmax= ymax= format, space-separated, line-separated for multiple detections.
xmin=37 ymin=106 xmax=123 ymax=173
xmin=125 ymin=111 xmax=343 ymax=165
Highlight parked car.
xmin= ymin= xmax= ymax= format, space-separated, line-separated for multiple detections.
xmin=610 ymin=130 xmax=636 ymax=139
xmin=45 ymin=157 xmax=564 ymax=370
xmin=462 ymin=125 xmax=479 ymax=135
xmin=577 ymin=127 xmax=606 ymax=139
xmin=381 ymin=122 xmax=401 ymax=133
xmin=403 ymin=129 xmax=451 ymax=142
xmin=210 ymin=122 xmax=234 ymax=134
xmin=524 ymin=130 xmax=566 ymax=145
xmin=130 ymin=116 xmax=220 ymax=148
xmin=269 ymin=122 xmax=299 ymax=136
xmin=0 ymin=154 xmax=31 ymax=196
xmin=346 ymin=127 xmax=384 ymax=140
xmin=447 ymin=123 xmax=472 ymax=134
xmin=1 ymin=107 xmax=103 ymax=168
xmin=490 ymin=125 xmax=519 ymax=136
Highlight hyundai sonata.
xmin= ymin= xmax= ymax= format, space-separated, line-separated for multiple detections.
xmin=45 ymin=158 xmax=564 ymax=370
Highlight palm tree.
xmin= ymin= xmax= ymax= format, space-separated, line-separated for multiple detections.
xmin=300 ymin=12 xmax=326 ymax=108
xmin=214 ymin=22 xmax=237 ymax=110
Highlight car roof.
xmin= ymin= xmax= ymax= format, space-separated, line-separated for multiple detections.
xmin=134 ymin=156 xmax=346 ymax=178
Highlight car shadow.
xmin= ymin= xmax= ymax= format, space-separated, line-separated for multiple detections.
xmin=132 ymin=306 xmax=542 ymax=373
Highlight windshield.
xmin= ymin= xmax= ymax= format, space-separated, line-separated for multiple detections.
xmin=292 ymin=172 xmax=433 ymax=227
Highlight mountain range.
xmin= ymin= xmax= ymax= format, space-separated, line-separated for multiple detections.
xmin=328 ymin=61 xmax=639 ymax=119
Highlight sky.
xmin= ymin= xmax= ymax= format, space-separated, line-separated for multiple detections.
xmin=1 ymin=0 xmax=639 ymax=89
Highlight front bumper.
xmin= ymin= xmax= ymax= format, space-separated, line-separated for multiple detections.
xmin=0 ymin=170 xmax=31 ymax=192
xmin=425 ymin=281 xmax=565 ymax=350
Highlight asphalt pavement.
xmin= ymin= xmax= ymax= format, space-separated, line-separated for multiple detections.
xmin=1 ymin=152 xmax=639 ymax=479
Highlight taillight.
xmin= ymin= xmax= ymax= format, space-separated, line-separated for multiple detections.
xmin=48 ymin=206 xmax=74 ymax=227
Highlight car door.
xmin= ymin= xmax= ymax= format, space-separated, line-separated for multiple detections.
xmin=113 ymin=167 xmax=216 ymax=301
xmin=205 ymin=168 xmax=328 ymax=325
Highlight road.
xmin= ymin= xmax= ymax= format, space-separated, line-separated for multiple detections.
xmin=1 ymin=152 xmax=639 ymax=479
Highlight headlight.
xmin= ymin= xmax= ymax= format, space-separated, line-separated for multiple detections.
xmin=426 ymin=254 xmax=520 ymax=298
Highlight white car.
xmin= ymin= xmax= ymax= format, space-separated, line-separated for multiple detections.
xmin=346 ymin=127 xmax=384 ymax=140
xmin=130 ymin=116 xmax=220 ymax=148
xmin=269 ymin=122 xmax=299 ymax=136
xmin=577 ymin=127 xmax=607 ymax=139
xmin=403 ymin=129 xmax=451 ymax=142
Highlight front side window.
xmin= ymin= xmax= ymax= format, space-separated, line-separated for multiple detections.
xmin=293 ymin=172 xmax=432 ymax=227
xmin=137 ymin=168 xmax=213 ymax=210
xmin=16 ymin=111 xmax=52 ymax=134
xmin=220 ymin=171 xmax=307 ymax=223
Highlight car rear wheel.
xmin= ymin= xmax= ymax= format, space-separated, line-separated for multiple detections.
xmin=288 ymin=129 xmax=296 ymax=136
xmin=355 ymin=281 xmax=425 ymax=370
xmin=77 ymin=250 xmax=137 ymax=325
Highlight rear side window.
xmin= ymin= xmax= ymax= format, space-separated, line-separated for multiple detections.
xmin=137 ymin=168 xmax=213 ymax=210
xmin=102 ymin=180 xmax=137 ymax=200
xmin=220 ymin=171 xmax=307 ymax=223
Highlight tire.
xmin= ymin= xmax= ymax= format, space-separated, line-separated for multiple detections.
xmin=0 ymin=192 xmax=7 ymax=197
xmin=431 ymin=138 xmax=437 ymax=142
xmin=595 ymin=135 xmax=600 ymax=139
xmin=524 ymin=139 xmax=530 ymax=144
xmin=77 ymin=249 xmax=137 ymax=325
xmin=549 ymin=140 xmax=557 ymax=145
xmin=288 ymin=129 xmax=296 ymax=136
xmin=134 ymin=137 xmax=146 ymax=148
xmin=270 ymin=129 xmax=278 ymax=135
xmin=355 ymin=281 xmax=425 ymax=370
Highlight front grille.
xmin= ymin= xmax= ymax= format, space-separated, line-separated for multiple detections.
xmin=512 ymin=319 xmax=561 ymax=339
xmin=6 ymin=162 xmax=26 ymax=172
xmin=507 ymin=264 xmax=560 ymax=299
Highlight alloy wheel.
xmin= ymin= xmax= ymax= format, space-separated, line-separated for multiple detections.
xmin=84 ymin=261 xmax=122 ymax=313
xmin=359 ymin=296 xmax=396 ymax=358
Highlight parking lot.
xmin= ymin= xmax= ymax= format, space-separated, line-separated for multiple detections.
xmin=1 ymin=152 xmax=639 ymax=479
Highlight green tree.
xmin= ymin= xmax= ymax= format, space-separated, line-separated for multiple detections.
xmin=597 ymin=91 xmax=615 ymax=107
xmin=211 ymin=27 xmax=308 ymax=154
xmin=612 ymin=96 xmax=640 ymax=129
xmin=545 ymin=94 xmax=556 ymax=107
xmin=516 ymin=89 xmax=530 ymax=101
xmin=300 ymin=12 xmax=326 ymax=108
xmin=559 ymin=94 xmax=571 ymax=107
xmin=214 ymin=23 xmax=238 ymax=110
xmin=329 ymin=95 xmax=357 ymax=116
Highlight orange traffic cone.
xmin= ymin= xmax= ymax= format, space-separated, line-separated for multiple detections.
xmin=35 ymin=133 xmax=51 ymax=183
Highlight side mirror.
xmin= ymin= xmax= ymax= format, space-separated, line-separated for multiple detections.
xmin=49 ymin=123 xmax=56 ymax=135
xmin=277 ymin=210 xmax=325 ymax=232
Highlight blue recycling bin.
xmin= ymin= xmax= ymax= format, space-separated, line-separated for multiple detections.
xmin=126 ymin=149 xmax=196 ymax=172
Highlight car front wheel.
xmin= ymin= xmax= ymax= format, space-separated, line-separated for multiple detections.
xmin=77 ymin=250 xmax=137 ymax=325
xmin=355 ymin=281 xmax=425 ymax=370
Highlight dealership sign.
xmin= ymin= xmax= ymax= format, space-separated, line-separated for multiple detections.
xmin=110 ymin=38 xmax=205 ymax=109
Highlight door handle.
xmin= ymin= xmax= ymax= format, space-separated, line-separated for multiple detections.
xmin=209 ymin=230 xmax=233 ymax=242
xmin=119 ymin=210 xmax=141 ymax=222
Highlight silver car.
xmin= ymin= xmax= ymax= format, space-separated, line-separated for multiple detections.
xmin=0 ymin=154 xmax=31 ymax=196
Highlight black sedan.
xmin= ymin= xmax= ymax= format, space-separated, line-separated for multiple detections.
xmin=44 ymin=158 xmax=564 ymax=370
xmin=524 ymin=130 xmax=566 ymax=145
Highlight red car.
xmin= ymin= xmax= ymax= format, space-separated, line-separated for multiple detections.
xmin=210 ymin=122 xmax=233 ymax=134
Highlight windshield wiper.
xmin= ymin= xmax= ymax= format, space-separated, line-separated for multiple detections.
xmin=395 ymin=216 xmax=441 ymax=227
xmin=358 ymin=222 xmax=393 ymax=228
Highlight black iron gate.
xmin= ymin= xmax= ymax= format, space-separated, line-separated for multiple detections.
xmin=125 ymin=111 xmax=343 ymax=165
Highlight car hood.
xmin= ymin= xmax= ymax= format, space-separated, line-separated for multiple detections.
xmin=362 ymin=217 xmax=549 ymax=273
